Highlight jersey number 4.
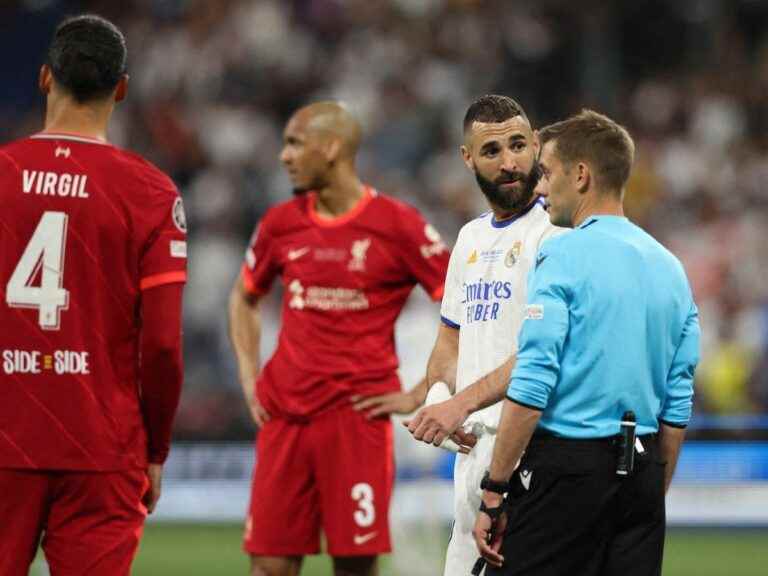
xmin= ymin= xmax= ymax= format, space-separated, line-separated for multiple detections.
xmin=6 ymin=211 xmax=69 ymax=330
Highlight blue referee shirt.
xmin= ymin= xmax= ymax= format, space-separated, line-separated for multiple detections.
xmin=507 ymin=215 xmax=700 ymax=438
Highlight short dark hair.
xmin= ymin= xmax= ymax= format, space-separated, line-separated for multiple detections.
xmin=539 ymin=109 xmax=635 ymax=195
xmin=47 ymin=14 xmax=127 ymax=103
xmin=463 ymin=95 xmax=529 ymax=133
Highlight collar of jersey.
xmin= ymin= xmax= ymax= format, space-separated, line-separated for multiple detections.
xmin=578 ymin=215 xmax=628 ymax=229
xmin=308 ymin=185 xmax=375 ymax=227
xmin=31 ymin=132 xmax=111 ymax=146
xmin=490 ymin=196 xmax=543 ymax=228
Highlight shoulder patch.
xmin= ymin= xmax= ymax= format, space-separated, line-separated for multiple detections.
xmin=524 ymin=304 xmax=544 ymax=320
xmin=172 ymin=197 xmax=187 ymax=233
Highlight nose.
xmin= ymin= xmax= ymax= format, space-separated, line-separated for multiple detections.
xmin=500 ymin=148 xmax=518 ymax=175
xmin=280 ymin=146 xmax=291 ymax=166
xmin=534 ymin=177 xmax=548 ymax=197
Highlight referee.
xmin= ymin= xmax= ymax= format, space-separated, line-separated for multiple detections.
xmin=472 ymin=110 xmax=700 ymax=576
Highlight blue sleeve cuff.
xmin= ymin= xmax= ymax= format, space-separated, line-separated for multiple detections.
xmin=506 ymin=376 xmax=549 ymax=411
xmin=659 ymin=398 xmax=693 ymax=429
xmin=659 ymin=418 xmax=688 ymax=429
xmin=506 ymin=395 xmax=544 ymax=412
xmin=441 ymin=315 xmax=460 ymax=330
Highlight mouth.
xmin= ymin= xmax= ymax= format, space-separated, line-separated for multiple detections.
xmin=498 ymin=179 xmax=521 ymax=191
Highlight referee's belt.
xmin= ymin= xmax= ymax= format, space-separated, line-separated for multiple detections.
xmin=530 ymin=431 xmax=658 ymax=448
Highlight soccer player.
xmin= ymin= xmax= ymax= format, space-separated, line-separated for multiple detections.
xmin=404 ymin=95 xmax=564 ymax=576
xmin=228 ymin=101 xmax=450 ymax=576
xmin=0 ymin=14 xmax=186 ymax=575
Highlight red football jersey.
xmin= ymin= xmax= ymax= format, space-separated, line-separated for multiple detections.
xmin=0 ymin=133 xmax=187 ymax=471
xmin=241 ymin=186 xmax=450 ymax=418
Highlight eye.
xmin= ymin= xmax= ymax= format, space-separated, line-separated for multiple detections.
xmin=512 ymin=141 xmax=526 ymax=152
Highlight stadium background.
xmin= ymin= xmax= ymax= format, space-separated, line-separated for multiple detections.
xmin=2 ymin=0 xmax=767 ymax=573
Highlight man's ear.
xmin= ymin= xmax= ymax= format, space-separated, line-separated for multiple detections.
xmin=576 ymin=162 xmax=590 ymax=194
xmin=460 ymin=144 xmax=474 ymax=172
xmin=114 ymin=74 xmax=129 ymax=103
xmin=325 ymin=137 xmax=342 ymax=164
xmin=39 ymin=64 xmax=53 ymax=95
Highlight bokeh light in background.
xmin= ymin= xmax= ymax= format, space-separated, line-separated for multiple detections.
xmin=4 ymin=1 xmax=768 ymax=573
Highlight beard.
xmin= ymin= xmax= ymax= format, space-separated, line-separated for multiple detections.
xmin=475 ymin=161 xmax=541 ymax=214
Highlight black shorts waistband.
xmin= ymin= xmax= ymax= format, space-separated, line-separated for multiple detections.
xmin=530 ymin=431 xmax=658 ymax=449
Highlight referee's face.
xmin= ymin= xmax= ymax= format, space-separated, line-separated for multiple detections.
xmin=537 ymin=140 xmax=578 ymax=228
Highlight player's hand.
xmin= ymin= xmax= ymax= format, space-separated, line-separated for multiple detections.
xmin=452 ymin=429 xmax=478 ymax=451
xmin=143 ymin=463 xmax=163 ymax=515
xmin=248 ymin=396 xmax=271 ymax=427
xmin=238 ymin=369 xmax=270 ymax=427
xmin=350 ymin=390 xmax=421 ymax=418
xmin=404 ymin=397 xmax=470 ymax=448
xmin=473 ymin=492 xmax=507 ymax=568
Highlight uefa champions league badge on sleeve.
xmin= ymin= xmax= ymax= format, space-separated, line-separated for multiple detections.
xmin=172 ymin=197 xmax=187 ymax=233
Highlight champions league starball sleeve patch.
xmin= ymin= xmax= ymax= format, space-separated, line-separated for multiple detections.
xmin=172 ymin=197 xmax=187 ymax=233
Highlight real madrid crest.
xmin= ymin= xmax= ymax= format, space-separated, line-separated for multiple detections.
xmin=505 ymin=240 xmax=522 ymax=267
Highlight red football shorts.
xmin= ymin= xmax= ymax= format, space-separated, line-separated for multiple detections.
xmin=244 ymin=405 xmax=394 ymax=557
xmin=0 ymin=468 xmax=148 ymax=575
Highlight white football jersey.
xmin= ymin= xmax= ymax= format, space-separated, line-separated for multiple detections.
xmin=440 ymin=198 xmax=566 ymax=429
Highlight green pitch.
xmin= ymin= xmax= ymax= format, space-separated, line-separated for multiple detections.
xmin=120 ymin=523 xmax=768 ymax=576
xmin=33 ymin=523 xmax=767 ymax=575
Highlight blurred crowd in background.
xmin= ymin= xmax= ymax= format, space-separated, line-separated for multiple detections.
xmin=2 ymin=0 xmax=767 ymax=440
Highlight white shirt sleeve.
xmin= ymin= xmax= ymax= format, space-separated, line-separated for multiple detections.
xmin=440 ymin=226 xmax=467 ymax=328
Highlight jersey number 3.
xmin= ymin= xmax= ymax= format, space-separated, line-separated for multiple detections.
xmin=6 ymin=211 xmax=69 ymax=330
xmin=351 ymin=482 xmax=376 ymax=528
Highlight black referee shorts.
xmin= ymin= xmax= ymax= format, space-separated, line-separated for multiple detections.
xmin=486 ymin=433 xmax=665 ymax=576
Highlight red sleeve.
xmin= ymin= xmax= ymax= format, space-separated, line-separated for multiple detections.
xmin=241 ymin=216 xmax=280 ymax=296
xmin=398 ymin=205 xmax=450 ymax=301
xmin=140 ymin=282 xmax=184 ymax=464
xmin=140 ymin=193 xmax=188 ymax=291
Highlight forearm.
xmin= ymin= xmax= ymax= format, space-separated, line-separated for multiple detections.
xmin=408 ymin=376 xmax=429 ymax=406
xmin=228 ymin=278 xmax=262 ymax=400
xmin=426 ymin=325 xmax=458 ymax=392
xmin=141 ymin=346 xmax=183 ymax=463
xmin=140 ymin=283 xmax=184 ymax=464
xmin=659 ymin=423 xmax=686 ymax=493
xmin=487 ymin=399 xmax=541 ymax=482
xmin=453 ymin=354 xmax=516 ymax=416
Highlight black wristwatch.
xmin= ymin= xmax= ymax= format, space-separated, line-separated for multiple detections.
xmin=480 ymin=471 xmax=508 ymax=495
